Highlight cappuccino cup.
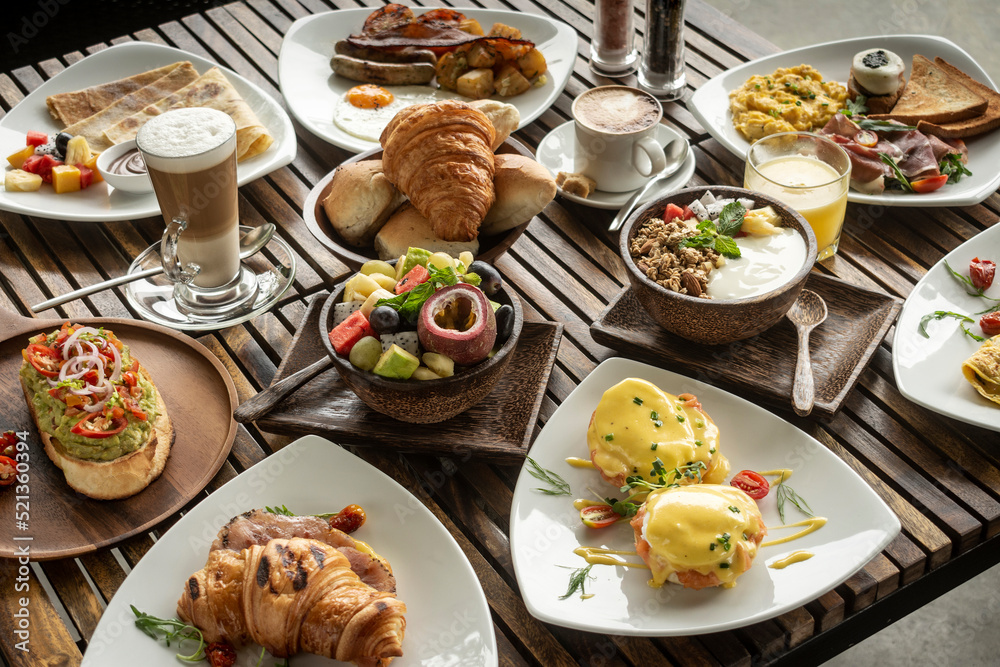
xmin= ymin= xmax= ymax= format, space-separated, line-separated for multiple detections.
xmin=137 ymin=107 xmax=257 ymax=315
xmin=572 ymin=86 xmax=666 ymax=193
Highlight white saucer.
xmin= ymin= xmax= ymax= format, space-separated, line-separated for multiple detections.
xmin=536 ymin=120 xmax=696 ymax=210
xmin=125 ymin=226 xmax=296 ymax=331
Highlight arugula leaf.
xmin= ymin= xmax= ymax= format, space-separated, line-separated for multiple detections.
xmin=716 ymin=202 xmax=747 ymax=238
xmin=526 ymin=457 xmax=571 ymax=496
xmin=856 ymin=119 xmax=918 ymax=132
xmin=131 ymin=606 xmax=206 ymax=662
xmin=879 ymin=154 xmax=914 ymax=192
xmin=840 ymin=94 xmax=868 ymax=117
xmin=559 ymin=564 xmax=594 ymax=599
xmin=919 ymin=311 xmax=984 ymax=341
xmin=265 ymin=504 xmax=295 ymax=516
xmin=939 ymin=153 xmax=973 ymax=184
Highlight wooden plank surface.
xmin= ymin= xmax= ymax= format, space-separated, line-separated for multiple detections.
xmin=0 ymin=1 xmax=998 ymax=666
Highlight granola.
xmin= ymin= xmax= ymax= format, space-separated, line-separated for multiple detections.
xmin=630 ymin=217 xmax=724 ymax=299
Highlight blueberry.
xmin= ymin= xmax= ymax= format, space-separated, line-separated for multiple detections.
xmin=369 ymin=306 xmax=401 ymax=335
xmin=470 ymin=261 xmax=502 ymax=296
xmin=495 ymin=304 xmax=515 ymax=345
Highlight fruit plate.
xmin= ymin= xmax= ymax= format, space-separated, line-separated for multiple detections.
xmin=81 ymin=434 xmax=498 ymax=666
xmin=255 ymin=292 xmax=562 ymax=463
xmin=0 ymin=41 xmax=296 ymax=222
xmin=278 ymin=7 xmax=576 ymax=153
xmin=893 ymin=224 xmax=1000 ymax=431
xmin=509 ymin=357 xmax=901 ymax=636
xmin=688 ymin=34 xmax=1000 ymax=207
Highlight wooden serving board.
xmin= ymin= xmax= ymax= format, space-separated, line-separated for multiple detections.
xmin=0 ymin=310 xmax=238 ymax=560
xmin=256 ymin=293 xmax=563 ymax=462
xmin=590 ymin=273 xmax=902 ymax=418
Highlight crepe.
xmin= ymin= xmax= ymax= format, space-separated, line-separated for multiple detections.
xmin=59 ymin=62 xmax=200 ymax=151
xmin=45 ymin=62 xmax=188 ymax=125
xmin=102 ymin=67 xmax=273 ymax=162
xmin=963 ymin=335 xmax=1000 ymax=405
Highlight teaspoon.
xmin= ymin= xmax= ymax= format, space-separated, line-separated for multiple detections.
xmin=609 ymin=138 xmax=690 ymax=233
xmin=786 ymin=289 xmax=828 ymax=417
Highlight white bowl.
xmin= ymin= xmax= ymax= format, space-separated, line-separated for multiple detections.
xmin=95 ymin=139 xmax=153 ymax=194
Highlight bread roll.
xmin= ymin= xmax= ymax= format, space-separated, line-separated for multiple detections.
xmin=467 ymin=100 xmax=520 ymax=150
xmin=322 ymin=161 xmax=405 ymax=247
xmin=375 ymin=204 xmax=479 ymax=260
xmin=481 ymin=154 xmax=556 ymax=236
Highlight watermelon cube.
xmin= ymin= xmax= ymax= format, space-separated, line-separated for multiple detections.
xmin=328 ymin=310 xmax=377 ymax=356
xmin=395 ymin=264 xmax=430 ymax=294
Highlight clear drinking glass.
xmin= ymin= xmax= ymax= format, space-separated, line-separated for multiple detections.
xmin=744 ymin=132 xmax=852 ymax=261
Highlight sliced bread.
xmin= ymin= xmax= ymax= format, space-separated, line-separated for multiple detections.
xmin=868 ymin=54 xmax=987 ymax=124
xmin=916 ymin=57 xmax=1000 ymax=139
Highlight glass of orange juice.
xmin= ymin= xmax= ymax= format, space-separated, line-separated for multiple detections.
xmin=744 ymin=132 xmax=852 ymax=261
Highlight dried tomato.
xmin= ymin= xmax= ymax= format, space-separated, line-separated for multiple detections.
xmin=329 ymin=504 xmax=367 ymax=534
xmin=980 ymin=312 xmax=1000 ymax=337
xmin=970 ymin=257 xmax=996 ymax=291
xmin=204 ymin=642 xmax=237 ymax=667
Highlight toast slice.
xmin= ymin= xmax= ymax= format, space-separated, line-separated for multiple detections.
xmin=915 ymin=57 xmax=1000 ymax=139
xmin=868 ymin=54 xmax=987 ymax=124
xmin=20 ymin=362 xmax=174 ymax=500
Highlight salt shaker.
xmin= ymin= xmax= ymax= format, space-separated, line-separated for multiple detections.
xmin=590 ymin=0 xmax=637 ymax=76
xmin=638 ymin=0 xmax=687 ymax=100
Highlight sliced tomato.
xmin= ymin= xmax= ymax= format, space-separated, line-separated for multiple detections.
xmin=580 ymin=504 xmax=619 ymax=529
xmin=70 ymin=413 xmax=127 ymax=439
xmin=122 ymin=371 xmax=138 ymax=388
xmin=24 ymin=343 xmax=62 ymax=378
xmin=1 ymin=432 xmax=17 ymax=459
xmin=911 ymin=174 xmax=949 ymax=194
xmin=980 ymin=312 xmax=1000 ymax=337
xmin=730 ymin=470 xmax=770 ymax=500
xmin=970 ymin=257 xmax=996 ymax=291
xmin=115 ymin=385 xmax=147 ymax=421
xmin=664 ymin=203 xmax=686 ymax=222
xmin=0 ymin=455 xmax=15 ymax=486
xmin=26 ymin=131 xmax=47 ymax=147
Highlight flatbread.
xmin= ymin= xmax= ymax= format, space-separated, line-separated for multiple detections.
xmin=103 ymin=67 xmax=273 ymax=162
xmin=45 ymin=62 xmax=187 ymax=125
xmin=962 ymin=335 xmax=1000 ymax=406
xmin=60 ymin=62 xmax=200 ymax=151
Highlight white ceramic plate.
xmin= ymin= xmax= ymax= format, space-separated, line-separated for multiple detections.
xmin=893 ymin=225 xmax=1000 ymax=431
xmin=0 ymin=42 xmax=296 ymax=222
xmin=83 ymin=435 xmax=497 ymax=666
xmin=510 ymin=358 xmax=900 ymax=636
xmin=278 ymin=8 xmax=576 ymax=153
xmin=536 ymin=120 xmax=697 ymax=209
xmin=689 ymin=35 xmax=1000 ymax=207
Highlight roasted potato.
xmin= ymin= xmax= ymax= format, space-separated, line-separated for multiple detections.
xmin=517 ymin=48 xmax=547 ymax=79
xmin=489 ymin=23 xmax=521 ymax=40
xmin=457 ymin=68 xmax=495 ymax=99
xmin=459 ymin=18 xmax=484 ymax=35
xmin=435 ymin=51 xmax=468 ymax=91
xmin=494 ymin=64 xmax=531 ymax=97
xmin=466 ymin=41 xmax=498 ymax=69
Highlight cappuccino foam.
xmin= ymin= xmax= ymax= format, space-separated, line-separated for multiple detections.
xmin=137 ymin=107 xmax=235 ymax=172
xmin=575 ymin=88 xmax=660 ymax=134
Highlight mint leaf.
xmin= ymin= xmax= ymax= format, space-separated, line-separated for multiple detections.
xmin=713 ymin=235 xmax=741 ymax=259
xmin=717 ymin=202 xmax=747 ymax=238
xmin=678 ymin=232 xmax=716 ymax=250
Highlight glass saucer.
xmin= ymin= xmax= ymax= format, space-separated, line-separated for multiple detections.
xmin=125 ymin=226 xmax=296 ymax=331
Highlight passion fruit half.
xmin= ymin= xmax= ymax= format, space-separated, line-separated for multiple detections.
xmin=417 ymin=283 xmax=497 ymax=365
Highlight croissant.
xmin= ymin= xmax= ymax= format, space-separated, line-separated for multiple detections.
xmin=177 ymin=537 xmax=406 ymax=665
xmin=380 ymin=99 xmax=496 ymax=242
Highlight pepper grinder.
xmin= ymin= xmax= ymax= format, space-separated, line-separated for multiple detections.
xmin=590 ymin=0 xmax=637 ymax=76
xmin=638 ymin=0 xmax=687 ymax=100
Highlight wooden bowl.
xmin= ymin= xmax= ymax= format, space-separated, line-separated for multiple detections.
xmin=319 ymin=278 xmax=524 ymax=423
xmin=620 ymin=186 xmax=818 ymax=345
xmin=304 ymin=137 xmax=535 ymax=270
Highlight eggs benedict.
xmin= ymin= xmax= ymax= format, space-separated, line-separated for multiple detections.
xmin=631 ymin=484 xmax=766 ymax=589
xmin=586 ymin=378 xmax=729 ymax=488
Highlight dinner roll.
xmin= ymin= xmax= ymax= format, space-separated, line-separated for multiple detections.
xmin=322 ymin=160 xmax=406 ymax=247
xmin=467 ymin=100 xmax=520 ymax=150
xmin=375 ymin=204 xmax=480 ymax=260
xmin=480 ymin=154 xmax=556 ymax=236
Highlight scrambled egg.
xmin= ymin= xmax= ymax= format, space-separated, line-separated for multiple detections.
xmin=729 ymin=64 xmax=848 ymax=141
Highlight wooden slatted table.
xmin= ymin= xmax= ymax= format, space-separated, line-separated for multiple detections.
xmin=1 ymin=1 xmax=999 ymax=665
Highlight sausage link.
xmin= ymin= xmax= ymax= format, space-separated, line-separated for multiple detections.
xmin=330 ymin=54 xmax=436 ymax=85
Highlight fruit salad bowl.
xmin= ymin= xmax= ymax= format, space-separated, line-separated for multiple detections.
xmin=319 ymin=278 xmax=524 ymax=424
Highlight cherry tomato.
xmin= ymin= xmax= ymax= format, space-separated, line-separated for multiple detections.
xmin=580 ymin=504 xmax=619 ymax=529
xmin=854 ymin=130 xmax=878 ymax=147
xmin=980 ymin=312 xmax=1000 ymax=337
xmin=70 ymin=413 xmax=127 ymax=439
xmin=23 ymin=343 xmax=62 ymax=378
xmin=970 ymin=257 xmax=996 ymax=291
xmin=730 ymin=470 xmax=770 ymax=500
xmin=204 ymin=642 xmax=237 ymax=667
xmin=0 ymin=455 xmax=15 ymax=486
xmin=0 ymin=431 xmax=17 ymax=459
xmin=329 ymin=504 xmax=366 ymax=534
xmin=911 ymin=174 xmax=949 ymax=194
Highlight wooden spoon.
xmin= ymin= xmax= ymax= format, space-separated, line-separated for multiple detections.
xmin=785 ymin=289 xmax=827 ymax=417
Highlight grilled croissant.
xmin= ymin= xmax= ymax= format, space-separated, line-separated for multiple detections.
xmin=177 ymin=537 xmax=406 ymax=665
xmin=380 ymin=99 xmax=496 ymax=242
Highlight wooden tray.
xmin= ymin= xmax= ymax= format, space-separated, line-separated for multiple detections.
xmin=302 ymin=138 xmax=535 ymax=270
xmin=256 ymin=293 xmax=563 ymax=462
xmin=590 ymin=274 xmax=902 ymax=418
xmin=0 ymin=310 xmax=238 ymax=560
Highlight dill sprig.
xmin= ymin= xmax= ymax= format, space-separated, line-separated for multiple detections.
xmin=526 ymin=457 xmax=571 ymax=496
xmin=558 ymin=564 xmax=595 ymax=599
xmin=131 ymin=606 xmax=205 ymax=662
xmin=776 ymin=480 xmax=814 ymax=524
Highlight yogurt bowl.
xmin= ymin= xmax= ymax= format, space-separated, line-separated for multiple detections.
xmin=95 ymin=139 xmax=153 ymax=194
xmin=620 ymin=185 xmax=817 ymax=344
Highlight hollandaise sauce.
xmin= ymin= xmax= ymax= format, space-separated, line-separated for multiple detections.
xmin=574 ymin=546 xmax=648 ymax=569
xmin=573 ymin=499 xmax=607 ymax=510
xmin=769 ymin=550 xmax=815 ymax=569
xmin=587 ymin=378 xmax=729 ymax=486
xmin=761 ymin=517 xmax=827 ymax=548
xmin=758 ymin=468 xmax=793 ymax=483
xmin=565 ymin=457 xmax=596 ymax=469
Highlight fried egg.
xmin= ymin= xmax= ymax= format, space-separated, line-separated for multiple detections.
xmin=333 ymin=85 xmax=462 ymax=142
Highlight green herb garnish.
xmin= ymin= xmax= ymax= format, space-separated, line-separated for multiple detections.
xmin=604 ymin=496 xmax=640 ymax=518
xmin=879 ymin=154 xmax=914 ymax=192
xmin=729 ymin=505 xmax=741 ymax=513
xmin=775 ymin=478 xmax=814 ymax=524
xmin=856 ymin=119 xmax=918 ymax=132
xmin=919 ymin=311 xmax=983 ymax=341
xmin=679 ymin=202 xmax=744 ymax=259
xmin=840 ymin=94 xmax=868 ymax=117
xmin=717 ymin=532 xmax=732 ymax=551
xmin=559 ymin=564 xmax=594 ymax=599
xmin=131 ymin=606 xmax=206 ymax=662
xmin=633 ymin=396 xmax=644 ymax=405
xmin=526 ymin=457 xmax=571 ymax=496
xmin=375 ymin=264 xmax=462 ymax=323
xmin=940 ymin=154 xmax=973 ymax=184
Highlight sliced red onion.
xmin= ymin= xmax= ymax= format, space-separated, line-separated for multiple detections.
xmin=62 ymin=326 xmax=101 ymax=359
xmin=108 ymin=343 xmax=122 ymax=383
xmin=83 ymin=379 xmax=113 ymax=413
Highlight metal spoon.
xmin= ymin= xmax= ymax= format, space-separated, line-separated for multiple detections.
xmin=31 ymin=223 xmax=276 ymax=312
xmin=786 ymin=289 xmax=828 ymax=417
xmin=609 ymin=138 xmax=690 ymax=233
